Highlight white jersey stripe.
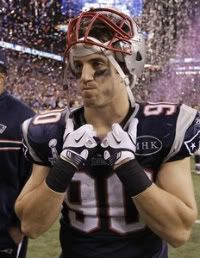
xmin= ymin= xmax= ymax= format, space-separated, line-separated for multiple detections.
xmin=0 ymin=140 xmax=22 ymax=144
xmin=0 ymin=147 xmax=21 ymax=150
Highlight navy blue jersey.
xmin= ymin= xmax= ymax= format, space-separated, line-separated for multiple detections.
xmin=22 ymin=102 xmax=200 ymax=258
xmin=0 ymin=91 xmax=35 ymax=249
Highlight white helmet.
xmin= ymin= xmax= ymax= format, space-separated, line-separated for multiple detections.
xmin=65 ymin=8 xmax=146 ymax=105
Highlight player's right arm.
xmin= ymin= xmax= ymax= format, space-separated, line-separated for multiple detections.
xmin=15 ymin=110 xmax=68 ymax=238
xmin=15 ymin=113 xmax=98 ymax=238
xmin=15 ymin=163 xmax=65 ymax=238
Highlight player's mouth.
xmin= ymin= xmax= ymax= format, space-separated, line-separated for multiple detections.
xmin=81 ymin=85 xmax=96 ymax=92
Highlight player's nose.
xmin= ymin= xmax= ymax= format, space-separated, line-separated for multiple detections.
xmin=80 ymin=63 xmax=95 ymax=82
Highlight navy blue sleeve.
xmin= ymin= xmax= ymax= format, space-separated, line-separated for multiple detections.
xmin=167 ymin=108 xmax=199 ymax=162
xmin=22 ymin=109 xmax=68 ymax=167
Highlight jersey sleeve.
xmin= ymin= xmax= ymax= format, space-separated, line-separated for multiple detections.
xmin=22 ymin=109 xmax=68 ymax=167
xmin=195 ymin=147 xmax=200 ymax=155
xmin=165 ymin=105 xmax=200 ymax=162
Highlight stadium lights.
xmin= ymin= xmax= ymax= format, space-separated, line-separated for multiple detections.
xmin=176 ymin=71 xmax=200 ymax=75
xmin=0 ymin=40 xmax=63 ymax=61
xmin=170 ymin=57 xmax=200 ymax=63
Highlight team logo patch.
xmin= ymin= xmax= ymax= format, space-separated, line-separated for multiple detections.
xmin=184 ymin=131 xmax=200 ymax=155
xmin=136 ymin=136 xmax=162 ymax=156
xmin=0 ymin=124 xmax=7 ymax=134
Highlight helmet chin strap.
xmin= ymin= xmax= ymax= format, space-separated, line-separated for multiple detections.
xmin=106 ymin=54 xmax=135 ymax=107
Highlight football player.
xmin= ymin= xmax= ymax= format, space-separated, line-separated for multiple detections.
xmin=15 ymin=8 xmax=199 ymax=258
xmin=0 ymin=49 xmax=35 ymax=258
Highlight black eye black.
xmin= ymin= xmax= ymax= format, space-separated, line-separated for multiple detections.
xmin=74 ymin=63 xmax=82 ymax=71
xmin=72 ymin=63 xmax=83 ymax=78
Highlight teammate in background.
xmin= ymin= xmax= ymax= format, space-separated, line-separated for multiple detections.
xmin=15 ymin=8 xmax=199 ymax=258
xmin=0 ymin=49 xmax=35 ymax=258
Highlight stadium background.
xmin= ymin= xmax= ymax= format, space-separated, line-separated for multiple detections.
xmin=0 ymin=0 xmax=199 ymax=111
xmin=0 ymin=0 xmax=199 ymax=257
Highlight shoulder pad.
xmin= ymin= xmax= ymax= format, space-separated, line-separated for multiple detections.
xmin=165 ymin=105 xmax=199 ymax=161
xmin=22 ymin=108 xmax=68 ymax=166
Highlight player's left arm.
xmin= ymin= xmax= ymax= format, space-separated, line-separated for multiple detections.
xmin=101 ymin=115 xmax=199 ymax=248
xmin=132 ymin=105 xmax=199 ymax=247
xmin=133 ymin=157 xmax=197 ymax=248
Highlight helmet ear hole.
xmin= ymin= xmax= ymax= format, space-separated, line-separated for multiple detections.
xmin=136 ymin=51 xmax=142 ymax=61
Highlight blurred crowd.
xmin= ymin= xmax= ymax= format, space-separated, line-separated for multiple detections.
xmin=0 ymin=0 xmax=199 ymax=111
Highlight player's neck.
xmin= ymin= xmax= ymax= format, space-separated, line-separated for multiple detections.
xmin=84 ymin=97 xmax=130 ymax=138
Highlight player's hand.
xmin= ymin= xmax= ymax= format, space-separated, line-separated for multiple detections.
xmin=101 ymin=120 xmax=138 ymax=167
xmin=60 ymin=119 xmax=98 ymax=170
